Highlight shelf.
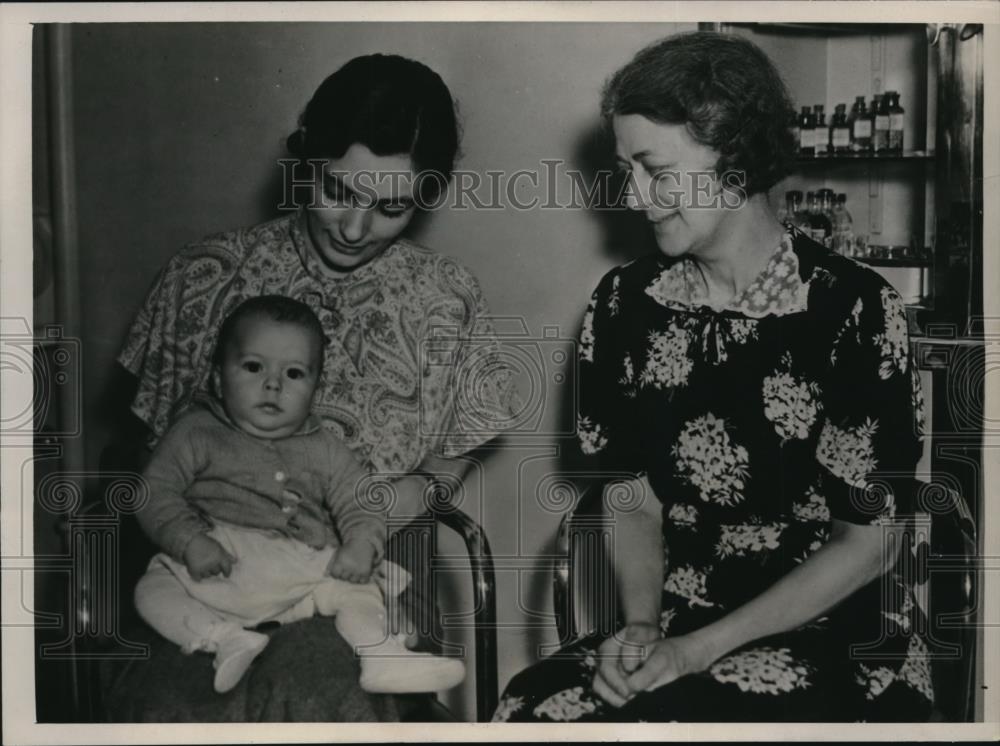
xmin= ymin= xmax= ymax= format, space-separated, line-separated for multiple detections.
xmin=795 ymin=151 xmax=934 ymax=164
xmin=727 ymin=22 xmax=924 ymax=35
xmin=857 ymin=256 xmax=932 ymax=268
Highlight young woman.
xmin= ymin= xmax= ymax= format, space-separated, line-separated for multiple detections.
xmin=112 ymin=53 xmax=517 ymax=722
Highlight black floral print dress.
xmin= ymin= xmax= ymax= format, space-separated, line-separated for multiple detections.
xmin=494 ymin=230 xmax=934 ymax=722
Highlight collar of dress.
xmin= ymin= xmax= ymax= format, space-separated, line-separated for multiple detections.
xmin=193 ymin=392 xmax=324 ymax=438
xmin=644 ymin=231 xmax=810 ymax=318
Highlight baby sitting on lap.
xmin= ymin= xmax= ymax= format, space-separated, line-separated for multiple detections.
xmin=134 ymin=294 xmax=464 ymax=694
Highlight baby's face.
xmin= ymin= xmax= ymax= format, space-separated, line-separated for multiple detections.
xmin=215 ymin=316 xmax=320 ymax=439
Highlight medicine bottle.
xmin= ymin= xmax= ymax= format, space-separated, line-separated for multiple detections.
xmin=813 ymin=105 xmax=828 ymax=156
xmin=849 ymin=96 xmax=871 ymax=152
xmin=872 ymin=94 xmax=890 ymax=154
xmin=797 ymin=106 xmax=816 ymax=156
xmin=887 ymin=91 xmax=905 ymax=153
xmin=831 ymin=104 xmax=851 ymax=154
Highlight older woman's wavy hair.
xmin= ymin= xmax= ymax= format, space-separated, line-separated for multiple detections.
xmin=601 ymin=31 xmax=797 ymax=197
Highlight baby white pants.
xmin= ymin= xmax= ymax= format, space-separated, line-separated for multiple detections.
xmin=134 ymin=521 xmax=409 ymax=655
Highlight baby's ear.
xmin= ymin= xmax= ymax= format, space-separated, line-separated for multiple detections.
xmin=210 ymin=367 xmax=222 ymax=397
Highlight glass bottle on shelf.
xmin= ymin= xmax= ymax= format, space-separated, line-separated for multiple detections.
xmin=813 ymin=105 xmax=828 ymax=156
xmin=831 ymin=104 xmax=850 ymax=154
xmin=831 ymin=193 xmax=854 ymax=255
xmin=797 ymin=105 xmax=815 ymax=156
xmin=805 ymin=191 xmax=831 ymax=245
xmin=803 ymin=190 xmax=816 ymax=233
xmin=887 ymin=91 xmax=905 ymax=153
xmin=818 ymin=189 xmax=836 ymax=249
xmin=849 ymin=95 xmax=871 ymax=153
xmin=818 ymin=188 xmax=835 ymax=218
xmin=872 ymin=93 xmax=890 ymax=154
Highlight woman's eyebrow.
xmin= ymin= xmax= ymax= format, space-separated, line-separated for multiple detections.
xmin=323 ymin=171 xmax=415 ymax=206
xmin=616 ymin=150 xmax=671 ymax=164
xmin=322 ymin=171 xmax=355 ymax=196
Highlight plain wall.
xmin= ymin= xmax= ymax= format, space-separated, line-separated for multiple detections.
xmin=65 ymin=22 xmax=695 ymax=717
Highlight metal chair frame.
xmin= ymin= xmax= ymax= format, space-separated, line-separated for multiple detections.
xmin=54 ymin=445 xmax=499 ymax=722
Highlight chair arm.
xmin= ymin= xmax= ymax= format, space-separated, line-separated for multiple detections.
xmin=934 ymin=488 xmax=979 ymax=722
xmin=551 ymin=479 xmax=615 ymax=647
xmin=430 ymin=506 xmax=497 ymax=723
xmin=553 ymin=511 xmax=575 ymax=644
xmin=925 ymin=487 xmax=978 ymax=623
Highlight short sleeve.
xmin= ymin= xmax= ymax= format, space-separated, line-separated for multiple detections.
xmin=576 ymin=270 xmax=644 ymax=477
xmin=815 ymin=279 xmax=924 ymax=524
xmin=117 ymin=242 xmax=243 ymax=444
xmin=116 ymin=256 xmax=212 ymax=442
xmin=423 ymin=261 xmax=522 ymax=458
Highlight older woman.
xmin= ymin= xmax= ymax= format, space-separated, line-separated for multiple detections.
xmin=494 ymin=31 xmax=932 ymax=722
xmin=111 ymin=53 xmax=517 ymax=721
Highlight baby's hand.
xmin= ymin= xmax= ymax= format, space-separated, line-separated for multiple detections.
xmin=327 ymin=539 xmax=377 ymax=584
xmin=183 ymin=534 xmax=236 ymax=581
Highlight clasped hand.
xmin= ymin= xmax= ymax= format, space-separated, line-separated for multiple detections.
xmin=592 ymin=622 xmax=712 ymax=708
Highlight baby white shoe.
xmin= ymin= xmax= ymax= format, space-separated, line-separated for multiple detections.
xmin=358 ymin=635 xmax=465 ymax=694
xmin=213 ymin=628 xmax=269 ymax=693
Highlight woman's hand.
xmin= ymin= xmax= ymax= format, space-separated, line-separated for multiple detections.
xmin=183 ymin=534 xmax=236 ymax=580
xmin=327 ymin=539 xmax=378 ymax=583
xmin=622 ymin=633 xmax=714 ymax=694
xmin=592 ymin=621 xmax=662 ymax=707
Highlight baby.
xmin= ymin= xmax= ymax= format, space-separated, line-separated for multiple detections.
xmin=134 ymin=294 xmax=464 ymax=694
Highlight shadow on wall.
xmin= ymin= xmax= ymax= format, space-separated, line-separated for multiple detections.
xmin=509 ymin=122 xmax=659 ymax=661
xmin=570 ymin=122 xmax=658 ymax=267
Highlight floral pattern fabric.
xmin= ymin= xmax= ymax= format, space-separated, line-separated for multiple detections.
xmin=496 ymin=230 xmax=932 ymax=722
xmin=118 ymin=211 xmax=519 ymax=473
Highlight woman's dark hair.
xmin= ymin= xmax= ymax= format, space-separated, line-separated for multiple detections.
xmin=287 ymin=54 xmax=460 ymax=204
xmin=213 ymin=295 xmax=327 ymax=369
xmin=601 ymin=31 xmax=796 ymax=196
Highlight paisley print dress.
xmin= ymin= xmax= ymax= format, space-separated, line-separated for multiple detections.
xmin=118 ymin=210 xmax=519 ymax=471
xmin=114 ymin=211 xmax=518 ymax=721
xmin=495 ymin=230 xmax=933 ymax=722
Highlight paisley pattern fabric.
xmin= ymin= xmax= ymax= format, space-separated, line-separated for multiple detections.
xmin=118 ymin=211 xmax=519 ymax=472
xmin=496 ymin=230 xmax=933 ymax=722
